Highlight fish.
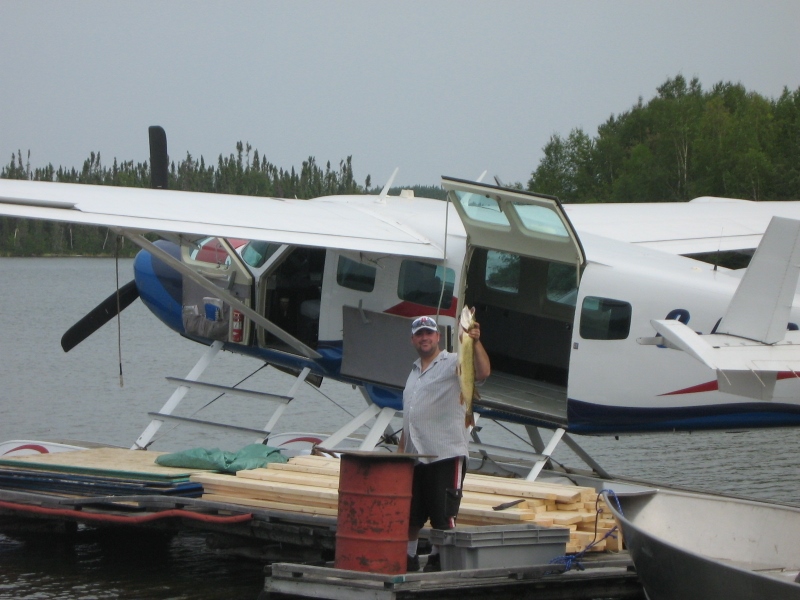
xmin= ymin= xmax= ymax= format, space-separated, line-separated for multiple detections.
xmin=458 ymin=306 xmax=479 ymax=428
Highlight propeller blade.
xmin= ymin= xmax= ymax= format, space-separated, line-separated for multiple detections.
xmin=149 ymin=125 xmax=168 ymax=190
xmin=61 ymin=280 xmax=140 ymax=352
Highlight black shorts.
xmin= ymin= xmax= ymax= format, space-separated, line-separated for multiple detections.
xmin=409 ymin=456 xmax=466 ymax=530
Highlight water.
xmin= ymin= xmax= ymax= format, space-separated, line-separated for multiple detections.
xmin=0 ymin=257 xmax=798 ymax=599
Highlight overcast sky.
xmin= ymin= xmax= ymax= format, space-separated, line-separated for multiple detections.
xmin=2 ymin=1 xmax=799 ymax=188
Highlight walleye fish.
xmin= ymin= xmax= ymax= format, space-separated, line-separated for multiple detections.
xmin=458 ymin=306 xmax=479 ymax=428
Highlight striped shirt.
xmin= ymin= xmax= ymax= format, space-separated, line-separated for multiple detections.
xmin=402 ymin=350 xmax=470 ymax=464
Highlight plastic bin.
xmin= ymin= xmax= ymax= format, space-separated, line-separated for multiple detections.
xmin=429 ymin=524 xmax=569 ymax=571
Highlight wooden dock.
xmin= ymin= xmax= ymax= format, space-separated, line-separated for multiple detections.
xmin=264 ymin=554 xmax=644 ymax=599
xmin=0 ymin=448 xmax=644 ymax=598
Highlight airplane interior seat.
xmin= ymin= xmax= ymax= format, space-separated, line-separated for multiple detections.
xmin=297 ymin=299 xmax=321 ymax=346
xmin=300 ymin=299 xmax=320 ymax=319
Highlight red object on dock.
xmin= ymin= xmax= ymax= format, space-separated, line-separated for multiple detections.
xmin=334 ymin=451 xmax=415 ymax=574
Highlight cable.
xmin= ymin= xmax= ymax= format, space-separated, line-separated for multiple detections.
xmin=116 ymin=235 xmax=124 ymax=388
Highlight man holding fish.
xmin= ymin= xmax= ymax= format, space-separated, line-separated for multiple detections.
xmin=401 ymin=308 xmax=491 ymax=572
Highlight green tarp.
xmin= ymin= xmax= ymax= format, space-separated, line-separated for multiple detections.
xmin=155 ymin=444 xmax=287 ymax=473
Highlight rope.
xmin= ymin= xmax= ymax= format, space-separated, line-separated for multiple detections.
xmin=115 ymin=236 xmax=124 ymax=387
xmin=548 ymin=489 xmax=624 ymax=573
xmin=435 ymin=194 xmax=450 ymax=325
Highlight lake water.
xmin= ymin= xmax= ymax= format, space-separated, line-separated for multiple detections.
xmin=1 ymin=257 xmax=798 ymax=599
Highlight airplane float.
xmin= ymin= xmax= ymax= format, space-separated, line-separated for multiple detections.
xmin=2 ymin=126 xmax=800 ymax=477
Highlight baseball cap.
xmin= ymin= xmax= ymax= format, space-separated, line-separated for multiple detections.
xmin=411 ymin=316 xmax=438 ymax=335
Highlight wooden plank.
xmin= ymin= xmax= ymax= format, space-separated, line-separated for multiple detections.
xmin=203 ymin=493 xmax=339 ymax=516
xmin=238 ymin=468 xmax=340 ymax=488
xmin=534 ymin=511 xmax=585 ymax=526
xmin=289 ymin=455 xmax=341 ymax=468
xmin=0 ymin=448 xmax=208 ymax=481
xmin=457 ymin=502 xmax=535 ymax=522
xmin=461 ymin=491 xmax=544 ymax=508
xmin=266 ymin=462 xmax=342 ymax=476
xmin=462 ymin=479 xmax=562 ymax=502
xmin=193 ymin=473 xmax=339 ymax=501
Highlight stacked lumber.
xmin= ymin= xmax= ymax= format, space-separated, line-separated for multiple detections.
xmin=190 ymin=454 xmax=622 ymax=554
xmin=0 ymin=447 xmax=207 ymax=497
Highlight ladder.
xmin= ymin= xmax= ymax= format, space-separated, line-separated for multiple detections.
xmin=131 ymin=341 xmax=311 ymax=450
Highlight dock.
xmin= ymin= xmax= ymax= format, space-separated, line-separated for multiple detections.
xmin=0 ymin=447 xmax=644 ymax=599
xmin=264 ymin=555 xmax=643 ymax=599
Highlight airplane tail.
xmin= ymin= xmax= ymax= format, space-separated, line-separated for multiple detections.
xmin=645 ymin=216 xmax=800 ymax=400
xmin=715 ymin=216 xmax=800 ymax=344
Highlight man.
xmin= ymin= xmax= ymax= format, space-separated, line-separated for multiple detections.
xmin=400 ymin=314 xmax=490 ymax=572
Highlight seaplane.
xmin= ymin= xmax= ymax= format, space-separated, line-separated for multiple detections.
xmin=2 ymin=126 xmax=800 ymax=479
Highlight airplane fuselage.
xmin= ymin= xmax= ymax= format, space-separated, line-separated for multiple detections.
xmin=131 ymin=191 xmax=800 ymax=435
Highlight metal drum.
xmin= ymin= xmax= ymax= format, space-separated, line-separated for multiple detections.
xmin=334 ymin=452 xmax=415 ymax=574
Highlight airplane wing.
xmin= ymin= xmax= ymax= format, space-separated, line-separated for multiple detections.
xmin=564 ymin=197 xmax=800 ymax=255
xmin=0 ymin=179 xmax=446 ymax=259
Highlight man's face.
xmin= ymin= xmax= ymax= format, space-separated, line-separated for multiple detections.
xmin=412 ymin=328 xmax=440 ymax=359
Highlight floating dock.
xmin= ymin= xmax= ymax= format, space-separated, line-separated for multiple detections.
xmin=264 ymin=555 xmax=643 ymax=600
xmin=0 ymin=447 xmax=643 ymax=599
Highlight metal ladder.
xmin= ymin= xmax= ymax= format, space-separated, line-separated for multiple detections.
xmin=131 ymin=341 xmax=311 ymax=450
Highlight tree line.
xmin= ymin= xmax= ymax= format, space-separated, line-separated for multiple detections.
xmin=0 ymin=143 xmax=368 ymax=256
xmin=2 ymin=75 xmax=799 ymax=255
xmin=528 ymin=75 xmax=800 ymax=203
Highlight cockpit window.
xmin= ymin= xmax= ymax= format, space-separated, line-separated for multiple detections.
xmin=580 ymin=296 xmax=631 ymax=340
xmin=241 ymin=241 xmax=281 ymax=268
xmin=398 ymin=260 xmax=454 ymax=309
xmin=337 ymin=256 xmax=376 ymax=292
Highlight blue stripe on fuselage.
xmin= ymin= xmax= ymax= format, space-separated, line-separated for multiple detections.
xmin=567 ymin=398 xmax=800 ymax=434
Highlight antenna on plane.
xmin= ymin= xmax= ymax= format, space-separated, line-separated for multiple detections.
xmin=377 ymin=167 xmax=399 ymax=203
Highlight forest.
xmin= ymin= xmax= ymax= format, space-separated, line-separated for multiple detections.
xmin=528 ymin=76 xmax=800 ymax=203
xmin=2 ymin=75 xmax=799 ymax=256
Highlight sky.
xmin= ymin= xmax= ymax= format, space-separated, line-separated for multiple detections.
xmin=2 ymin=1 xmax=799 ymax=188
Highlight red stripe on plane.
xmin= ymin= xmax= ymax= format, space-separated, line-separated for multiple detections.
xmin=661 ymin=371 xmax=800 ymax=396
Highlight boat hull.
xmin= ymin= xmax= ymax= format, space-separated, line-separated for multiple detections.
xmin=608 ymin=489 xmax=800 ymax=600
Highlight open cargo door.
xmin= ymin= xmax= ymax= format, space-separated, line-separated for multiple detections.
xmin=442 ymin=177 xmax=586 ymax=428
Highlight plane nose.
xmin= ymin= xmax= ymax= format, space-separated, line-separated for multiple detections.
xmin=133 ymin=240 xmax=184 ymax=333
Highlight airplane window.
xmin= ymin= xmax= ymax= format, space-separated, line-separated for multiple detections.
xmin=579 ymin=296 xmax=631 ymax=340
xmin=485 ymin=251 xmax=520 ymax=293
xmin=454 ymin=191 xmax=509 ymax=226
xmin=513 ymin=203 xmax=569 ymax=238
xmin=337 ymin=256 xmax=376 ymax=292
xmin=241 ymin=241 xmax=281 ymax=268
xmin=398 ymin=260 xmax=454 ymax=309
xmin=189 ymin=237 xmax=219 ymax=262
xmin=546 ymin=263 xmax=578 ymax=306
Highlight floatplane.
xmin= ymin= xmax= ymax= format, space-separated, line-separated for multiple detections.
xmin=2 ymin=126 xmax=800 ymax=482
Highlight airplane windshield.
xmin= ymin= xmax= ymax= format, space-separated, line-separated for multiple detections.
xmin=241 ymin=241 xmax=282 ymax=268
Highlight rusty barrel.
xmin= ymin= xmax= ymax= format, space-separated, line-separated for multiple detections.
xmin=334 ymin=451 xmax=415 ymax=574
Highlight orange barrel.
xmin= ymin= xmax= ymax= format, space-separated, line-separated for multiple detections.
xmin=334 ymin=451 xmax=415 ymax=574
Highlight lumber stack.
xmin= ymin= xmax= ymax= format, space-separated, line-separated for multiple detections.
xmin=191 ymin=454 xmax=622 ymax=554
xmin=0 ymin=447 xmax=206 ymax=498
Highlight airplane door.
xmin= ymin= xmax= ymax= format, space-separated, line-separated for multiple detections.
xmin=180 ymin=237 xmax=254 ymax=345
xmin=442 ymin=177 xmax=585 ymax=428
xmin=442 ymin=177 xmax=584 ymax=267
